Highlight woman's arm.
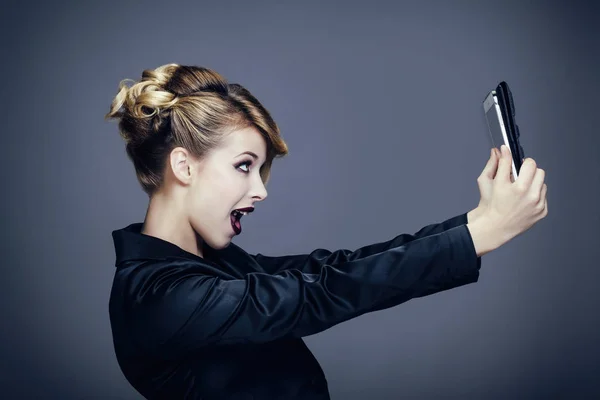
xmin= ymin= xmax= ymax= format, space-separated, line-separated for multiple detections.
xmin=251 ymin=210 xmax=480 ymax=275
xmin=118 ymin=223 xmax=481 ymax=360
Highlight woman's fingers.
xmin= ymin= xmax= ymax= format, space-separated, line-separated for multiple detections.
xmin=482 ymin=148 xmax=500 ymax=179
xmin=529 ymin=168 xmax=546 ymax=204
xmin=496 ymin=145 xmax=514 ymax=184
xmin=537 ymin=183 xmax=548 ymax=216
xmin=515 ymin=158 xmax=537 ymax=190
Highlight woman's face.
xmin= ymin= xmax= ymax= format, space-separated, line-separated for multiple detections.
xmin=187 ymin=126 xmax=268 ymax=249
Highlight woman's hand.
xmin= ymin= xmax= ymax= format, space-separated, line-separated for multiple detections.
xmin=467 ymin=145 xmax=548 ymax=256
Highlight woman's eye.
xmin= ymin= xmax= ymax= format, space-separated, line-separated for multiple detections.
xmin=237 ymin=161 xmax=251 ymax=173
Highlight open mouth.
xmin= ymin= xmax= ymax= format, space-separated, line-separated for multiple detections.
xmin=230 ymin=208 xmax=253 ymax=235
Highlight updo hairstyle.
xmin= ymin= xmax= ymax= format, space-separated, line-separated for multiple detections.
xmin=106 ymin=64 xmax=288 ymax=196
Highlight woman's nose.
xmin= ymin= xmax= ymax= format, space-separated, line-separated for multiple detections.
xmin=252 ymin=176 xmax=268 ymax=201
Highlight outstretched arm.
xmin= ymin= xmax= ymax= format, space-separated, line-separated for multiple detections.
xmin=118 ymin=222 xmax=481 ymax=360
xmin=251 ymin=209 xmax=481 ymax=275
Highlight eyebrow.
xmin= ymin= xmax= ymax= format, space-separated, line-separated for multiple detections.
xmin=236 ymin=151 xmax=259 ymax=160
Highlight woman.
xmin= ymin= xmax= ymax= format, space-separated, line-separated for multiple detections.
xmin=107 ymin=64 xmax=548 ymax=399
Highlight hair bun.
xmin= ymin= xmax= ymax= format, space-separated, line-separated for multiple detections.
xmin=106 ymin=64 xmax=182 ymax=143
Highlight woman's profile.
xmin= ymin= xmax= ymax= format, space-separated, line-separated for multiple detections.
xmin=106 ymin=64 xmax=548 ymax=399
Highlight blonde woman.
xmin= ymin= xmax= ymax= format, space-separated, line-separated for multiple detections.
xmin=107 ymin=64 xmax=548 ymax=400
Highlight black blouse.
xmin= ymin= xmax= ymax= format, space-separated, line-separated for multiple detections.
xmin=109 ymin=212 xmax=481 ymax=399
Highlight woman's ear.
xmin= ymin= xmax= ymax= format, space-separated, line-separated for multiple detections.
xmin=169 ymin=147 xmax=194 ymax=185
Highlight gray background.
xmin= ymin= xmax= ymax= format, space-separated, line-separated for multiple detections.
xmin=2 ymin=0 xmax=599 ymax=398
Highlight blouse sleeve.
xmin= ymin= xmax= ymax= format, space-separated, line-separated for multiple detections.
xmin=128 ymin=222 xmax=481 ymax=360
xmin=251 ymin=212 xmax=470 ymax=275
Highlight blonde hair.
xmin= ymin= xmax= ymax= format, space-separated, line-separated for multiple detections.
xmin=105 ymin=63 xmax=289 ymax=196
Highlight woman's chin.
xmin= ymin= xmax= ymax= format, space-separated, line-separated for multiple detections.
xmin=206 ymin=233 xmax=234 ymax=250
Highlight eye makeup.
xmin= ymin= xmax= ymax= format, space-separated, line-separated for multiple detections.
xmin=235 ymin=160 xmax=253 ymax=173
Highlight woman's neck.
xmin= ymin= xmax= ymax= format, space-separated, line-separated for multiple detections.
xmin=141 ymin=194 xmax=205 ymax=258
